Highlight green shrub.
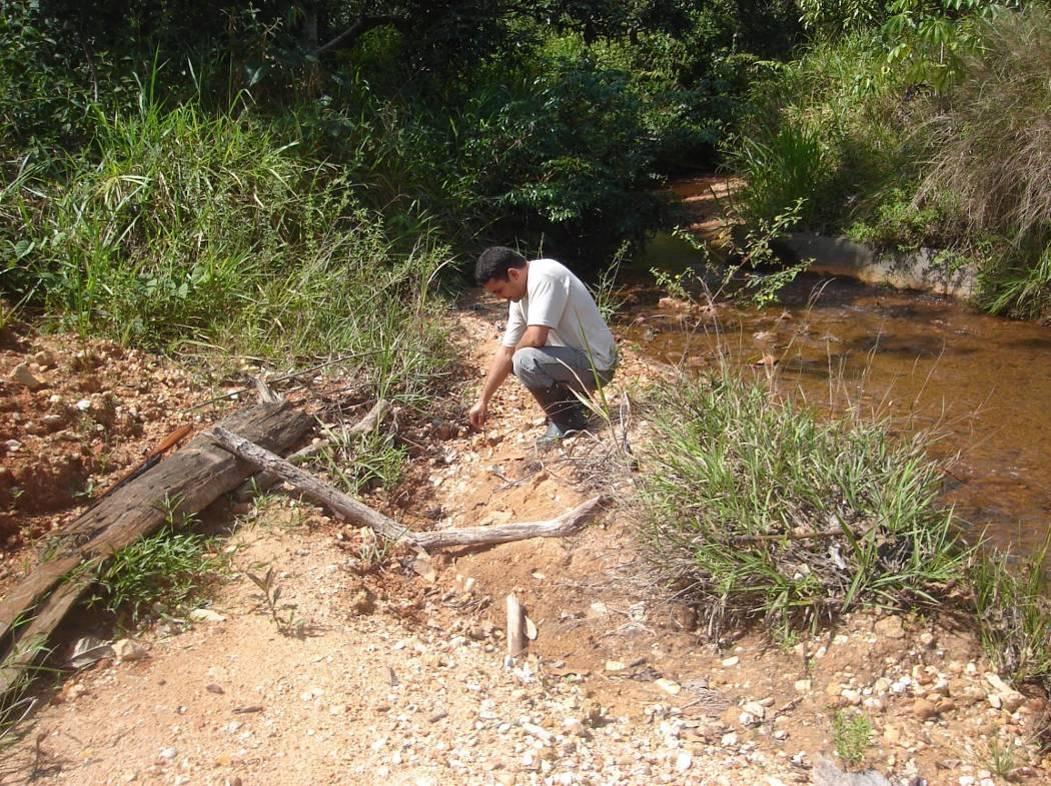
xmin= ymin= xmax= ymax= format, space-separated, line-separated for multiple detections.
xmin=637 ymin=371 xmax=969 ymax=638
xmin=832 ymin=710 xmax=873 ymax=767
xmin=727 ymin=34 xmax=917 ymax=232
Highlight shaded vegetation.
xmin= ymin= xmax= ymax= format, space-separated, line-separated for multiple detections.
xmin=726 ymin=1 xmax=1051 ymax=319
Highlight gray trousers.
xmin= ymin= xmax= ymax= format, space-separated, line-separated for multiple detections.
xmin=512 ymin=346 xmax=615 ymax=394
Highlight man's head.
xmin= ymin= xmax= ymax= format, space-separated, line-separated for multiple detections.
xmin=476 ymin=246 xmax=528 ymax=301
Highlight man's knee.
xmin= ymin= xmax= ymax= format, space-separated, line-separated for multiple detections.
xmin=512 ymin=347 xmax=545 ymax=386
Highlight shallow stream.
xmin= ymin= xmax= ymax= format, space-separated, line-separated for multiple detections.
xmin=625 ymin=230 xmax=1051 ymax=563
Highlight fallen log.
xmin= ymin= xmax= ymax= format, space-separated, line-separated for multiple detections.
xmin=209 ymin=426 xmax=608 ymax=550
xmin=0 ymin=402 xmax=312 ymax=696
xmin=236 ymin=398 xmax=390 ymax=500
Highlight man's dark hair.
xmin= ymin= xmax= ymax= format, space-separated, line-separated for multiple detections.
xmin=476 ymin=246 xmax=526 ymax=285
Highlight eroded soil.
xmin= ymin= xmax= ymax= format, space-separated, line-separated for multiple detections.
xmin=1 ymin=302 xmax=1048 ymax=786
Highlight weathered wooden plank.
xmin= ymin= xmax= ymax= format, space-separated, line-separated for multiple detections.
xmin=0 ymin=402 xmax=313 ymax=651
xmin=0 ymin=573 xmax=93 ymax=696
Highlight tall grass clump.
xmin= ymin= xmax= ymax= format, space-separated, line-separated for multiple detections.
xmin=637 ymin=371 xmax=968 ymax=639
xmin=916 ymin=6 xmax=1051 ymax=317
xmin=970 ymin=539 xmax=1051 ymax=689
xmin=3 ymin=93 xmax=451 ymax=398
xmin=86 ymin=524 xmax=223 ymax=625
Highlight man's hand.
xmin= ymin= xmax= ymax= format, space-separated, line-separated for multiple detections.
xmin=468 ymin=400 xmax=488 ymax=430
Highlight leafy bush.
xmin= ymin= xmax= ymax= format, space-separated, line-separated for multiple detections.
xmin=637 ymin=371 xmax=968 ymax=638
xmin=727 ymin=34 xmax=917 ymax=232
xmin=459 ymin=54 xmax=673 ymax=263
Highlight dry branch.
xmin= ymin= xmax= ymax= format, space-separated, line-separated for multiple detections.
xmin=506 ymin=593 xmax=526 ymax=658
xmin=208 ymin=427 xmax=608 ymax=550
xmin=235 ymin=399 xmax=391 ymax=500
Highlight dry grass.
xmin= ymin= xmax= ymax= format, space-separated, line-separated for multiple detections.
xmin=916 ymin=7 xmax=1051 ymax=243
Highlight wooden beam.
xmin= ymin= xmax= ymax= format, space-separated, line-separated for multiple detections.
xmin=0 ymin=402 xmax=313 ymax=694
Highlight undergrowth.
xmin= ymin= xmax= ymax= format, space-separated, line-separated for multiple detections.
xmin=635 ymin=363 xmax=1050 ymax=692
xmin=637 ymin=370 xmax=969 ymax=641
xmin=1 ymin=91 xmax=452 ymax=402
xmin=86 ymin=517 xmax=224 ymax=625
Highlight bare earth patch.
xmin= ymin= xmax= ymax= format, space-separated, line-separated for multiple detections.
xmin=2 ymin=303 xmax=1048 ymax=785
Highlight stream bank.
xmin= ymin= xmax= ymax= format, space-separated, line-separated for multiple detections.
xmin=3 ymin=302 xmax=1048 ymax=785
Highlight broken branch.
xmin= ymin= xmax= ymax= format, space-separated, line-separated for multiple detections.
xmin=208 ymin=427 xmax=608 ymax=550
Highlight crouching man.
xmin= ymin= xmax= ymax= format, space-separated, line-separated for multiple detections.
xmin=468 ymin=246 xmax=617 ymax=444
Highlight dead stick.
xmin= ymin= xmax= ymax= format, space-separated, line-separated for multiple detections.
xmin=235 ymin=399 xmax=391 ymax=500
xmin=209 ymin=427 xmax=607 ymax=549
xmin=506 ymin=593 xmax=526 ymax=658
xmin=413 ymin=497 xmax=605 ymax=549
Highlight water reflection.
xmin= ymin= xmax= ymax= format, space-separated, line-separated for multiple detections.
xmin=623 ymin=248 xmax=1051 ymax=563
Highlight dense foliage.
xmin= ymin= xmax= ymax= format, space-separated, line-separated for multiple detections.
xmin=727 ymin=1 xmax=1051 ymax=319
xmin=3 ymin=0 xmax=1049 ymax=344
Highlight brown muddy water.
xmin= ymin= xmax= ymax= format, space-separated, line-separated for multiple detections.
xmin=623 ymin=232 xmax=1051 ymax=564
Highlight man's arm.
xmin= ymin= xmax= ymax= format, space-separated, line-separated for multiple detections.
xmin=518 ymin=325 xmax=549 ymax=348
xmin=468 ymin=345 xmax=514 ymax=429
xmin=467 ymin=325 xmax=552 ymax=428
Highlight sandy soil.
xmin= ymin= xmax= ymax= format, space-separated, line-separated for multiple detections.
xmin=1 ymin=301 xmax=1048 ymax=786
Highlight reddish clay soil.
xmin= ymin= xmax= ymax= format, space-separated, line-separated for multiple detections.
xmin=1 ymin=302 xmax=1048 ymax=786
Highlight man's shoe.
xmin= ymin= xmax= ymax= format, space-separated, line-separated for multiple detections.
xmin=536 ymin=419 xmax=568 ymax=447
xmin=526 ymin=384 xmax=589 ymax=443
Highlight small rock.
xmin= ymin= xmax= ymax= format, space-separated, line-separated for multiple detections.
xmin=32 ymin=350 xmax=56 ymax=367
xmin=874 ymin=616 xmax=906 ymax=639
xmin=112 ymin=639 xmax=148 ymax=661
xmin=842 ymin=689 xmax=862 ymax=706
xmin=189 ymin=608 xmax=226 ymax=623
xmin=912 ymin=698 xmax=938 ymax=720
xmin=721 ymin=656 xmax=739 ymax=668
xmin=206 ymin=684 xmax=224 ymax=695
xmin=674 ymin=751 xmax=692 ymax=772
xmin=10 ymin=363 xmax=44 ymax=390
xmin=158 ymin=747 xmax=177 ymax=761
xmin=741 ymin=701 xmax=767 ymax=719
xmin=794 ymin=678 xmax=812 ymax=692
xmin=655 ymin=678 xmax=681 ymax=696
